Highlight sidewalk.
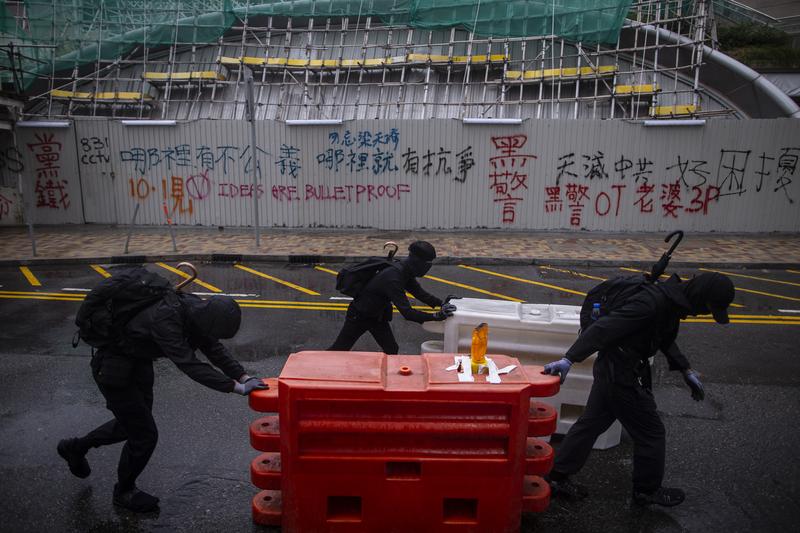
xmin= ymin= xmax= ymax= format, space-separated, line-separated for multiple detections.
xmin=1 ymin=225 xmax=800 ymax=267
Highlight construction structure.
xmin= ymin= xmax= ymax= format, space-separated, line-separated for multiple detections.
xmin=1 ymin=1 xmax=798 ymax=234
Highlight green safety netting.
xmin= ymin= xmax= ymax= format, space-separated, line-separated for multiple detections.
xmin=0 ymin=0 xmax=635 ymax=90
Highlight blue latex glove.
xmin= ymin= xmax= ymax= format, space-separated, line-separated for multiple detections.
xmin=443 ymin=295 xmax=462 ymax=305
xmin=542 ymin=357 xmax=572 ymax=384
xmin=683 ymin=369 xmax=705 ymax=401
xmin=233 ymin=377 xmax=269 ymax=395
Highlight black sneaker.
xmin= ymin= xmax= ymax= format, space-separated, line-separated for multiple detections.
xmin=57 ymin=438 xmax=90 ymax=479
xmin=547 ymin=476 xmax=589 ymax=500
xmin=632 ymin=487 xmax=685 ymax=507
xmin=113 ymin=484 xmax=160 ymax=513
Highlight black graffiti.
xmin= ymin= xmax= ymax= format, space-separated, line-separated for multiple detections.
xmin=0 ymin=146 xmax=24 ymax=173
xmin=716 ymin=149 xmax=751 ymax=197
xmin=79 ymin=136 xmax=111 ymax=165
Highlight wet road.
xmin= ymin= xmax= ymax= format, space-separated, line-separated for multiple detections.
xmin=1 ymin=261 xmax=799 ymax=532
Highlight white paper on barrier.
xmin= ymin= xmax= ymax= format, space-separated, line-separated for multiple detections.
xmin=452 ymin=355 xmax=474 ymax=382
xmin=486 ymin=358 xmax=501 ymax=384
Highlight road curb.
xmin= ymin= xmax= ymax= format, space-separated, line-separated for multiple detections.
xmin=0 ymin=254 xmax=797 ymax=270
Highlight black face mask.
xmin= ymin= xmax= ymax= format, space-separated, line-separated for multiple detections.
xmin=403 ymin=255 xmax=432 ymax=277
xmin=682 ymin=273 xmax=734 ymax=323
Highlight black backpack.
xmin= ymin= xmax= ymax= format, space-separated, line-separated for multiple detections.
xmin=73 ymin=266 xmax=174 ymax=350
xmin=335 ymin=258 xmax=397 ymax=298
xmin=579 ymin=274 xmax=648 ymax=331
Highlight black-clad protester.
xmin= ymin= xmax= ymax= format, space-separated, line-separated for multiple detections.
xmin=328 ymin=241 xmax=457 ymax=354
xmin=57 ymin=293 xmax=267 ymax=513
xmin=543 ymin=272 xmax=735 ymax=507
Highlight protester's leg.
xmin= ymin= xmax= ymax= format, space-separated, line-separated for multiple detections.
xmin=100 ymin=360 xmax=160 ymax=512
xmin=328 ymin=316 xmax=369 ymax=351
xmin=611 ymin=385 xmax=666 ymax=493
xmin=58 ymin=354 xmax=129 ymax=478
xmin=368 ymin=321 xmax=399 ymax=354
xmin=100 ymin=361 xmax=158 ymax=492
xmin=552 ymin=377 xmax=616 ymax=478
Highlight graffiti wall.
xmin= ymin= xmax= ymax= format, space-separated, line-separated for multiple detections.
xmin=4 ymin=118 xmax=799 ymax=231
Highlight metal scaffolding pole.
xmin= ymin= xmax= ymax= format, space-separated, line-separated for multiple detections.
xmin=244 ymin=68 xmax=261 ymax=248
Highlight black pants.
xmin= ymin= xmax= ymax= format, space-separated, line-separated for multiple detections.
xmin=79 ymin=352 xmax=158 ymax=491
xmin=552 ymin=357 xmax=666 ymax=493
xmin=328 ymin=309 xmax=399 ymax=354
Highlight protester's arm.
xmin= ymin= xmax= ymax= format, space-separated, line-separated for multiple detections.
xmin=198 ymin=339 xmax=247 ymax=381
xmin=383 ymin=273 xmax=440 ymax=323
xmin=406 ymin=277 xmax=443 ymax=309
xmin=564 ymin=296 xmax=655 ymax=364
xmin=150 ymin=308 xmax=237 ymax=393
xmin=662 ymin=341 xmax=704 ymax=400
xmin=661 ymin=342 xmax=691 ymax=372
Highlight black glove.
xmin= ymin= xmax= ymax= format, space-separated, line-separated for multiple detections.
xmin=432 ymin=303 xmax=456 ymax=321
xmin=233 ymin=377 xmax=269 ymax=395
xmin=443 ymin=295 xmax=462 ymax=305
xmin=682 ymin=369 xmax=704 ymax=401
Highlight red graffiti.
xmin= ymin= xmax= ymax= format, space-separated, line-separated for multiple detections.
xmin=635 ymin=183 xmax=656 ymax=213
xmin=660 ymin=180 xmax=683 ymax=218
xmin=544 ymin=186 xmax=562 ymax=213
xmin=186 ymin=170 xmax=212 ymax=200
xmin=0 ymin=192 xmax=12 ymax=220
xmin=218 ymin=182 xmax=265 ymax=199
xmin=488 ymin=135 xmax=537 ymax=225
xmin=162 ymin=176 xmax=192 ymax=215
xmin=565 ymin=183 xmax=590 ymax=226
xmin=303 ymin=183 xmax=411 ymax=203
xmin=595 ymin=184 xmax=626 ymax=217
xmin=685 ymin=185 xmax=720 ymax=215
xmin=28 ymin=133 xmax=69 ymax=210
xmin=271 ymin=185 xmax=300 ymax=202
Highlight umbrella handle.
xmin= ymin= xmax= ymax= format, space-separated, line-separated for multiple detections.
xmin=664 ymin=230 xmax=684 ymax=258
xmin=175 ymin=262 xmax=197 ymax=291
xmin=384 ymin=241 xmax=399 ymax=259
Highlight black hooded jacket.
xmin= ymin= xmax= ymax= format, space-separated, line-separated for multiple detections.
xmin=350 ymin=260 xmax=443 ymax=323
xmin=123 ymin=292 xmax=245 ymax=392
xmin=565 ymin=275 xmax=692 ymax=386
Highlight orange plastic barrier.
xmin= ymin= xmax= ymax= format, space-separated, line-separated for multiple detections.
xmin=248 ymin=351 xmax=560 ymax=532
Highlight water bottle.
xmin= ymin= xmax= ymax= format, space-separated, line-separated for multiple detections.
xmin=590 ymin=302 xmax=601 ymax=322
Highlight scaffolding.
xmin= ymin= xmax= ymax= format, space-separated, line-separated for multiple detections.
xmin=1 ymin=1 xmax=732 ymax=121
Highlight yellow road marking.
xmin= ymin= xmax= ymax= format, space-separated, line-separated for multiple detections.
xmin=788 ymin=269 xmax=800 ymax=275
xmin=90 ymin=264 xmax=112 ymax=278
xmin=684 ymin=318 xmax=800 ymax=325
xmin=315 ymin=265 xmax=339 ymax=275
xmin=540 ymin=265 xmax=606 ymax=281
xmin=619 ymin=267 xmax=746 ymax=308
xmin=0 ymin=288 xmax=798 ymax=324
xmin=423 ymin=274 xmax=524 ymax=302
xmin=700 ymin=268 xmax=800 ymax=288
xmin=236 ymin=298 xmax=344 ymax=306
xmin=239 ymin=304 xmax=346 ymax=311
xmin=459 ymin=265 xmax=585 ymax=297
xmin=735 ymin=287 xmax=800 ymax=302
xmin=19 ymin=266 xmax=41 ymax=287
xmin=156 ymin=262 xmax=222 ymax=293
xmin=235 ymin=264 xmax=320 ymax=296
xmin=0 ymin=290 xmax=84 ymax=298
xmin=0 ymin=294 xmax=84 ymax=302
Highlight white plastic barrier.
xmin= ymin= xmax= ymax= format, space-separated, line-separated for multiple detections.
xmin=421 ymin=297 xmax=622 ymax=449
